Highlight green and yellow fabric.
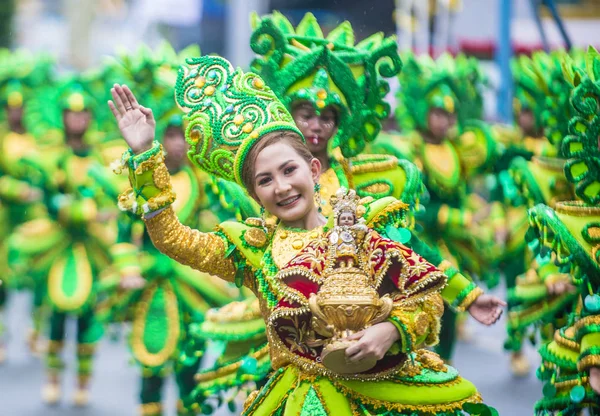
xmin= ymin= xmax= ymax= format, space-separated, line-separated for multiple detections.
xmin=528 ymin=46 xmax=600 ymax=414
xmin=7 ymin=81 xmax=118 ymax=380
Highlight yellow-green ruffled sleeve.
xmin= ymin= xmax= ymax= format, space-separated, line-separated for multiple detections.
xmin=439 ymin=261 xmax=483 ymax=312
xmin=119 ymin=143 xmax=237 ymax=284
xmin=387 ymin=293 xmax=445 ymax=353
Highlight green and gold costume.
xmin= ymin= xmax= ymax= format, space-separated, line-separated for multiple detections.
xmin=0 ymin=51 xmax=55 ymax=357
xmin=7 ymin=78 xmax=119 ymax=403
xmin=503 ymin=52 xmax=581 ymax=362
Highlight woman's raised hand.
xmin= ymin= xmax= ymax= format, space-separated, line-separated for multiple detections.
xmin=108 ymin=84 xmax=156 ymax=154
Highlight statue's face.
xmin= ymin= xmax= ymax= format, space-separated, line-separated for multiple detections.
xmin=338 ymin=211 xmax=355 ymax=227
xmin=291 ymin=101 xmax=338 ymax=155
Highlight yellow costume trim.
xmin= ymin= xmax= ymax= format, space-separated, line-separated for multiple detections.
xmin=48 ymin=243 xmax=94 ymax=312
xmin=47 ymin=340 xmax=64 ymax=354
xmin=77 ymin=343 xmax=95 ymax=355
xmin=555 ymin=200 xmax=600 ymax=216
xmin=139 ymin=402 xmax=162 ymax=416
xmin=144 ymin=207 xmax=236 ymax=283
xmin=554 ymin=376 xmax=589 ymax=391
xmin=350 ymin=154 xmax=398 ymax=175
xmin=554 ymin=329 xmax=580 ymax=352
xmin=455 ymin=287 xmax=484 ymax=313
xmin=437 ymin=260 xmax=453 ymax=272
xmin=331 ymin=381 xmax=483 ymax=413
xmin=574 ymin=316 xmax=600 ymax=334
xmin=366 ymin=199 xmax=410 ymax=230
xmin=578 ymin=355 xmax=600 ymax=372
xmin=131 ymin=281 xmax=180 ymax=368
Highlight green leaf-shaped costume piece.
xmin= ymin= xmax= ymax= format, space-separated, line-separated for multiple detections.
xmin=174 ymin=55 xmax=302 ymax=186
xmin=563 ymin=46 xmax=600 ymax=206
xmin=249 ymin=11 xmax=402 ymax=158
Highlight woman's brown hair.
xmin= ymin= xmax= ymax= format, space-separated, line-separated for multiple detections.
xmin=241 ymin=131 xmax=313 ymax=198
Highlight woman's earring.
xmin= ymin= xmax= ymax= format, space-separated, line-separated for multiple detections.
xmin=314 ymin=183 xmax=323 ymax=213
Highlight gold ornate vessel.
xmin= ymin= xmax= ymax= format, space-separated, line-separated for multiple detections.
xmin=309 ymin=263 xmax=393 ymax=374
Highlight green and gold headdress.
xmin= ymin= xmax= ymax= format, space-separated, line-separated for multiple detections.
xmin=395 ymin=53 xmax=457 ymax=132
xmin=249 ymin=11 xmax=402 ymax=157
xmin=174 ymin=55 xmax=302 ymax=186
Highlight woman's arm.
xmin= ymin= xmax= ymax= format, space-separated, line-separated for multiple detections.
xmin=108 ymin=84 xmax=237 ymax=283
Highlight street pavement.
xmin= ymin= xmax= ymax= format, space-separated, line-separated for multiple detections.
xmin=0 ymin=289 xmax=541 ymax=415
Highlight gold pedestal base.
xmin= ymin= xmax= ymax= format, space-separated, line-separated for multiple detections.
xmin=321 ymin=340 xmax=377 ymax=374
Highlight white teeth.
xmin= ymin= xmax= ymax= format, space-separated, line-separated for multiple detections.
xmin=278 ymin=196 xmax=300 ymax=206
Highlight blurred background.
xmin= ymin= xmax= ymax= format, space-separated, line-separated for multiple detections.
xmin=2 ymin=0 xmax=600 ymax=120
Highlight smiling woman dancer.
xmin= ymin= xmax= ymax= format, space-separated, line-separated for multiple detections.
xmin=109 ymin=55 xmax=498 ymax=415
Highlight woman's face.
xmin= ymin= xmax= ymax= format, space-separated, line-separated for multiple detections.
xmin=292 ymin=102 xmax=338 ymax=155
xmin=253 ymin=142 xmax=321 ymax=224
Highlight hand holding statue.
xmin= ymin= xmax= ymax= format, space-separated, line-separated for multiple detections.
xmin=108 ymin=84 xmax=156 ymax=154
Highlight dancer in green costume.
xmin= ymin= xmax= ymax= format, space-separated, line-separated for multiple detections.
xmin=502 ymin=52 xmax=582 ymax=377
xmin=372 ymin=53 xmax=500 ymax=362
xmin=526 ymin=47 xmax=600 ymax=415
xmin=8 ymin=78 xmax=118 ymax=406
xmin=109 ymin=52 xmax=502 ymax=415
xmin=0 ymin=51 xmax=55 ymax=360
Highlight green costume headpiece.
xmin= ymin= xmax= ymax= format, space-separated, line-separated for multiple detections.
xmin=0 ymin=50 xmax=54 ymax=113
xmin=23 ymin=75 xmax=97 ymax=140
xmin=512 ymin=54 xmax=551 ymax=134
xmin=2 ymin=80 xmax=25 ymax=109
xmin=249 ymin=11 xmax=402 ymax=157
xmin=395 ymin=53 xmax=457 ymax=132
xmin=58 ymin=82 xmax=94 ymax=112
xmin=448 ymin=53 xmax=487 ymax=125
xmin=512 ymin=51 xmax=585 ymax=155
xmin=174 ymin=55 xmax=302 ymax=186
xmin=111 ymin=42 xmax=201 ymax=141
